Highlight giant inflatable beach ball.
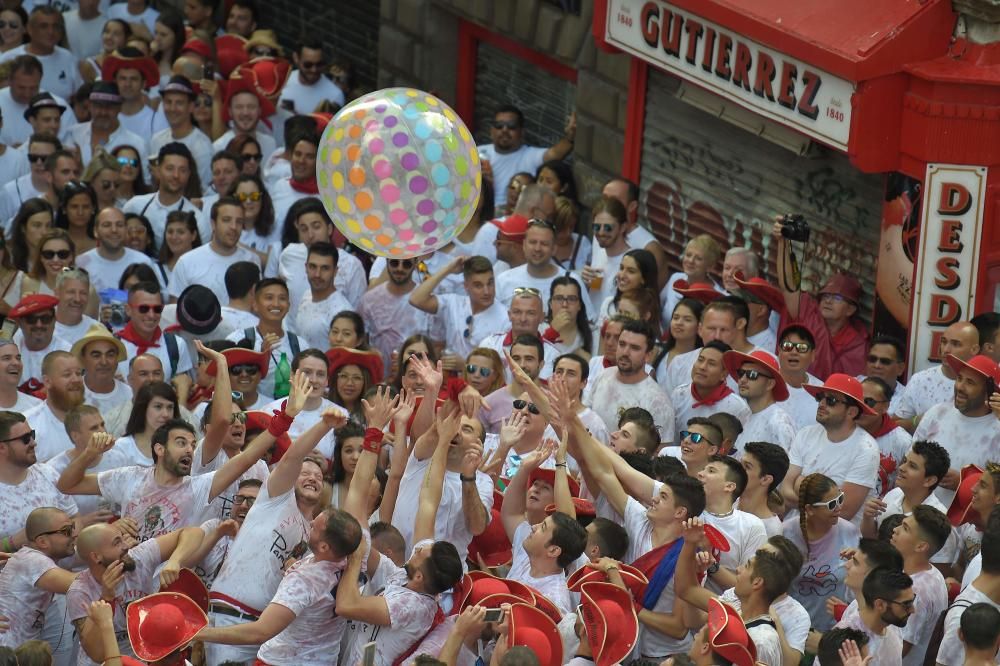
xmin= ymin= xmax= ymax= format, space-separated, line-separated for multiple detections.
xmin=316 ymin=87 xmax=482 ymax=258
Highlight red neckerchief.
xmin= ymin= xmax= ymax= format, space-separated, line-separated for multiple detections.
xmin=187 ymin=384 xmax=214 ymax=410
xmin=289 ymin=176 xmax=319 ymax=194
xmin=873 ymin=413 xmax=899 ymax=438
xmin=116 ymin=322 xmax=162 ymax=356
xmin=691 ymin=382 xmax=734 ymax=408
xmin=541 ymin=327 xmax=561 ymax=343
xmin=602 ymin=356 xmax=615 ymax=368
xmin=501 ymin=330 xmax=514 ymax=346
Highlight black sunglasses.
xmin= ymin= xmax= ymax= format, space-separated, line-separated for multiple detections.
xmin=35 ymin=524 xmax=75 ymax=538
xmin=27 ymin=153 xmax=48 ymax=164
xmin=0 ymin=429 xmax=35 ymax=445
xmin=40 ymin=249 xmax=71 ymax=260
xmin=863 ymin=397 xmax=887 ymax=408
xmin=230 ymin=364 xmax=260 ymax=376
xmin=389 ymin=259 xmax=414 ymax=268
xmin=736 ymin=368 xmax=772 ymax=381
xmin=135 ymin=304 xmax=163 ymax=314
xmin=867 ymin=355 xmax=897 ymax=366
xmin=814 ymin=393 xmax=848 ymax=407
xmin=242 ymin=153 xmax=261 ymax=162
xmin=512 ymin=399 xmax=540 ymax=415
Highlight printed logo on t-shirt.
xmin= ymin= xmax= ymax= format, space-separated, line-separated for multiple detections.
xmin=797 ymin=564 xmax=839 ymax=596
xmin=268 ymin=529 xmax=307 ymax=564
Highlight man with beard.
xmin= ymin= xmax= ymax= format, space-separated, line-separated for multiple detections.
xmin=270 ymin=132 xmax=320 ymax=228
xmin=149 ymin=76 xmax=213 ymax=186
xmin=56 ymin=368 xmax=311 ymax=543
xmin=725 ymin=349 xmax=795 ymax=455
xmin=9 ymin=294 xmax=71 ymax=393
xmin=168 ymin=197 xmax=261 ymax=306
xmin=76 ymin=207 xmax=157 ymax=294
xmin=914 ymin=354 xmax=1000 ymax=506
xmin=278 ymin=38 xmax=346 ymax=114
xmin=0 ymin=339 xmax=41 ymax=412
xmin=0 ymin=411 xmax=78 ymax=553
xmin=212 ymin=81 xmax=277 ymax=159
xmin=68 ymin=516 xmax=205 ymax=665
xmin=74 ymin=323 xmax=131 ymax=414
xmin=856 ymin=377 xmax=913 ymax=499
xmin=123 ymin=142 xmax=208 ymax=249
xmin=64 ymin=82 xmax=147 ymax=169
xmin=53 ymin=267 xmax=98 ymax=342
xmin=291 ymin=242 xmax=352 ymax=350
xmin=359 ymin=251 xmax=433 ymax=369
xmin=188 ymin=478 xmax=260 ymax=588
xmin=830 ymin=567 xmax=914 ymax=663
xmin=480 ymin=334 xmax=546 ymax=434
xmin=204 ymin=375 xmax=347 ymax=666
xmin=24 ymin=351 xmax=84 ymax=461
xmin=585 ymin=318 xmax=675 ymax=437
xmin=582 ymin=194 xmax=631 ymax=319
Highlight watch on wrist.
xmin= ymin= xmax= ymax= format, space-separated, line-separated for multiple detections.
xmin=706 ymin=562 xmax=720 ymax=575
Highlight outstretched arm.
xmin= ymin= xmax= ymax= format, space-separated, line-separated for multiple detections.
xmin=408 ymin=255 xmax=465 ymax=314
xmin=196 ymin=603 xmax=296 ymax=645
xmin=414 ymin=409 xmax=462 ymax=544
xmin=771 ymin=218 xmax=801 ymax=318
xmin=380 ymin=389 xmax=416 ymax=524
xmin=552 ymin=429 xmax=575 ymax=518
xmin=56 ymin=432 xmax=114 ymax=495
xmin=674 ymin=518 xmax=715 ymax=611
xmin=500 ymin=440 xmax=555 ymax=540
xmin=194 ymin=341 xmax=233 ymax=466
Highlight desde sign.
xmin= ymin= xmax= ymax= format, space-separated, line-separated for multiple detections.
xmin=908 ymin=164 xmax=988 ymax=372
xmin=604 ymin=0 xmax=855 ymax=150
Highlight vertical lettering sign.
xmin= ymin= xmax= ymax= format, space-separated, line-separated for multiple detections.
xmin=604 ymin=0 xmax=855 ymax=150
xmin=908 ymin=165 xmax=988 ymax=371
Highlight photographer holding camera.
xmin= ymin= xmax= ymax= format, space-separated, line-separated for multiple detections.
xmin=772 ymin=216 xmax=869 ymax=380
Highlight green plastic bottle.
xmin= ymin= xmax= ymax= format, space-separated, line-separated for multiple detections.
xmin=274 ymin=352 xmax=291 ymax=398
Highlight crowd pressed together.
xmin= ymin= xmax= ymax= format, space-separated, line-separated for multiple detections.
xmin=0 ymin=3 xmax=998 ymax=666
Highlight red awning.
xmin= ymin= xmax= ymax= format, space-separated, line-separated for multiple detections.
xmin=638 ymin=0 xmax=956 ymax=82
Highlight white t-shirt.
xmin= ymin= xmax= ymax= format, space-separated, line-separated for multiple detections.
xmin=478 ymin=143 xmax=548 ymax=208
xmin=210 ymin=483 xmax=311 ymax=614
xmin=0 ymin=464 xmax=77 ymax=540
xmin=117 ymin=330 xmax=194 ymax=380
xmin=507 ymin=520 xmax=573 ymax=614
xmin=914 ymin=402 xmax=1000 ymax=506
xmin=256 ymin=554 xmax=350 ymax=666
xmin=190 ymin=439 xmax=268 ymax=524
xmin=105 ymin=3 xmax=159 ymax=33
xmin=835 ymin=599 xmax=905 ymax=666
xmin=494 ymin=263 xmax=592 ymax=313
xmin=358 ymin=283 xmax=435 ymax=370
xmin=291 ymin=289 xmax=353 ymax=351
xmin=876 ymin=487 xmax=961 ymax=565
xmin=23 ymin=401 xmax=74 ymax=462
xmin=894 ymin=365 xmax=952 ymax=420
xmin=114 ymin=435 xmax=153 ymax=467
xmin=434 ymin=293 xmax=509 ymax=360
xmin=64 ymin=10 xmax=105 ymax=59
xmin=900 ymin=566 xmax=948 ymax=666
xmin=936 ymin=583 xmax=1000 ymax=665
xmin=277 ymin=71 xmax=346 ymax=114
xmin=44 ymin=447 xmax=131 ymax=518
xmin=703 ymin=509 xmax=768 ymax=595
xmin=783 ymin=516 xmax=860 ymax=631
xmin=55 ymin=314 xmax=99 ymax=345
xmin=97 ymin=465 xmax=215 ymax=542
xmin=75 ymin=247 xmax=157 ymax=294
xmin=784 ymin=374 xmax=823 ymax=429
xmin=0 ymin=174 xmax=43 ymax=230
xmin=587 ymin=367 xmax=675 ymax=439
xmin=84 ymin=380 xmax=133 ymax=417
xmin=16 ymin=333 xmax=72 ymax=389
xmin=788 ymin=425 xmax=880 ymax=511
xmin=278 ymin=242 xmax=366 ymax=311
xmin=0 ymin=546 xmax=59 ymax=647
xmin=733 ymin=402 xmax=797 ymax=454
xmin=718 ymin=588 xmax=782 ymax=666
xmin=64 ymin=121 xmax=149 ymax=174
xmin=149 ymin=127 xmax=214 ymax=187
xmin=119 ymin=104 xmax=168 ymax=140
xmin=0 ymin=45 xmax=82 ymax=100
xmin=670 ymin=383 xmax=751 ymax=445
xmin=168 ymin=244 xmax=262 ymax=305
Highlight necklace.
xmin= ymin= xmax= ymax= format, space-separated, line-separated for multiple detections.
xmin=707 ymin=506 xmax=736 ymax=518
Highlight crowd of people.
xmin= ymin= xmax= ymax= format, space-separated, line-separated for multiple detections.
xmin=0 ymin=2 xmax=998 ymax=666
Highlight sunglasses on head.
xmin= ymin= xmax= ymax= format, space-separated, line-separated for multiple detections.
xmin=23 ymin=314 xmax=53 ymax=325
xmin=810 ymin=492 xmax=845 ymax=511
xmin=389 ymin=259 xmax=414 ymax=268
xmin=135 ymin=304 xmax=163 ymax=314
xmin=814 ymin=392 xmax=847 ymax=407
xmin=513 ymin=286 xmax=541 ymax=297
xmin=229 ymin=364 xmax=260 ymax=376
xmin=780 ymin=340 xmax=812 ymax=353
xmin=680 ymin=430 xmax=716 ymax=447
xmin=512 ymin=399 xmax=540 ymax=415
xmin=492 ymin=120 xmax=519 ymax=130
xmin=592 ymin=222 xmax=615 ymax=233
xmin=0 ymin=429 xmax=34 ymax=445
xmin=236 ymin=191 xmax=262 ymax=202
xmin=27 ymin=153 xmax=48 ymax=164
xmin=528 ymin=218 xmax=556 ymax=233
xmin=41 ymin=249 xmax=71 ymax=260
xmin=867 ymin=355 xmax=896 ymax=366
xmin=117 ymin=156 xmax=138 ymax=167
xmin=466 ymin=364 xmax=492 ymax=377
xmin=736 ymin=368 xmax=772 ymax=381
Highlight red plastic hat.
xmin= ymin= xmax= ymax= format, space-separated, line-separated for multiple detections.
xmin=521 ymin=583 xmax=563 ymax=625
xmin=818 ymin=273 xmax=862 ymax=305
xmin=803 ymin=373 xmax=876 ymax=415
xmin=127 ymin=592 xmax=208 ymax=662
xmin=221 ymin=74 xmax=276 ymax=124
xmin=489 ymin=214 xmax=530 ymax=238
xmin=180 ymin=38 xmax=213 ymax=61
xmin=707 ymin=597 xmax=757 ymax=666
xmin=467 ymin=509 xmax=513 ymax=568
xmin=206 ymin=347 xmax=269 ymax=378
xmin=464 ymin=571 xmax=533 ymax=607
xmin=326 ymin=347 xmax=385 ymax=384
xmin=309 ymin=112 xmax=334 ymax=134
xmin=119 ymin=658 xmax=145 ymax=666
xmin=733 ymin=272 xmax=785 ymax=314
xmin=215 ymin=34 xmax=249 ymax=78
xmin=159 ymin=568 xmax=209 ymax=613
xmin=704 ymin=524 xmax=731 ymax=553
xmin=243 ymin=410 xmax=291 ymax=462
xmin=948 ymin=464 xmax=984 ymax=527
xmin=579 ymin=581 xmax=639 ymax=666
xmin=102 ymin=53 xmax=160 ymax=89
xmin=723 ymin=350 xmax=789 ymax=401
xmin=508 ymin=602 xmax=563 ymax=666
xmin=945 ymin=354 xmax=1000 ymax=387
xmin=567 ymin=562 xmax=648 ymax=599
xmin=544 ymin=497 xmax=594 ymax=517
xmin=237 ymin=57 xmax=292 ymax=100
xmin=527 ymin=467 xmax=580 ymax=498
xmin=672 ymin=279 xmax=722 ymax=305
xmin=8 ymin=294 xmax=59 ymax=318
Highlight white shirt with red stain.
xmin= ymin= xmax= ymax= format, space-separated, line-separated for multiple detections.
xmin=0 ymin=464 xmax=77 ymax=540
xmin=97 ymin=466 xmax=215 ymax=543
xmin=914 ymin=402 xmax=1000 ymax=506
xmin=893 ymin=365 xmax=952 ymax=420
xmin=0 ymin=547 xmax=59 ymax=647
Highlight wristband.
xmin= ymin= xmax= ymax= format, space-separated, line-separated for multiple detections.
xmin=459 ymin=474 xmax=476 ymax=483
xmin=554 ymin=462 xmax=567 ymax=468
xmin=446 ymin=377 xmax=469 ymax=403
xmin=267 ymin=400 xmax=294 ymax=437
xmin=363 ymin=427 xmax=384 ymax=454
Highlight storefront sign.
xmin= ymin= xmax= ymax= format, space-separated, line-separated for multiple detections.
xmin=909 ymin=164 xmax=988 ymax=371
xmin=604 ymin=0 xmax=855 ymax=149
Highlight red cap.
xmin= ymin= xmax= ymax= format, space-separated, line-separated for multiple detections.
xmin=127 ymin=592 xmax=207 ymax=662
xmin=159 ymin=568 xmax=209 ymax=613
xmin=527 ymin=467 xmax=580 ymax=498
xmin=544 ymin=497 xmax=594 ymax=517
xmin=818 ymin=273 xmax=862 ymax=304
xmin=948 ymin=464 xmax=984 ymax=527
xmin=326 ymin=347 xmax=385 ymax=384
xmin=945 ymin=354 xmax=1000 ymax=387
xmin=733 ymin=272 xmax=785 ymax=313
xmin=206 ymin=347 xmax=269 ymax=378
xmin=508 ymin=603 xmax=563 ymax=666
xmin=723 ymin=349 xmax=789 ymax=401
xmin=708 ymin=598 xmax=757 ymax=666
xmin=803 ymin=373 xmax=876 ymax=416
xmin=672 ymin=279 xmax=722 ymax=305
xmin=580 ymin=582 xmax=639 ymax=666
xmin=489 ymin=214 xmax=530 ymax=238
xmin=8 ymin=294 xmax=59 ymax=318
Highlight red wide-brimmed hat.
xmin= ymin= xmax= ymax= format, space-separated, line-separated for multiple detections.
xmin=567 ymin=562 xmax=648 ymax=599
xmin=723 ymin=349 xmax=789 ymax=402
xmin=672 ymin=279 xmax=723 ymax=305
xmin=708 ymin=598 xmax=757 ymax=666
xmin=945 ymin=354 xmax=1000 ymax=386
xmin=127 ymin=592 xmax=207 ymax=662
xmin=223 ymin=70 xmax=276 ymax=120
xmin=464 ymin=571 xmax=533 ymax=607
xmin=948 ymin=464 xmax=984 ymax=527
xmin=508 ymin=603 xmax=563 ymax=666
xmin=159 ymin=568 xmax=209 ymax=613
xmin=733 ymin=272 xmax=785 ymax=314
xmin=527 ymin=467 xmax=580 ymax=498
xmin=580 ymin=581 xmax=639 ymax=666
xmin=102 ymin=52 xmax=160 ymax=89
xmin=803 ymin=373 xmax=876 ymax=415
xmin=207 ymin=347 xmax=269 ymax=378
xmin=236 ymin=57 xmax=292 ymax=100
xmin=490 ymin=215 xmax=530 ymax=238
xmin=544 ymin=497 xmax=595 ymax=517
xmin=326 ymin=347 xmax=384 ymax=383
xmin=467 ymin=508 xmax=512 ymax=568
xmin=9 ymin=294 xmax=59 ymax=318
xmin=215 ymin=34 xmax=249 ymax=78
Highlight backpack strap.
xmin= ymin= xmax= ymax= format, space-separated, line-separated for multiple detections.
xmin=163 ymin=332 xmax=179 ymax=377
xmin=922 ymin=599 xmax=973 ymax=666
xmin=243 ymin=327 xmax=256 ymax=346
xmin=288 ymin=333 xmax=300 ymax=357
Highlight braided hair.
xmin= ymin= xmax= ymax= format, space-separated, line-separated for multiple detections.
xmin=798 ymin=473 xmax=838 ymax=561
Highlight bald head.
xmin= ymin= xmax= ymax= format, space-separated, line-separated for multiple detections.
xmin=941 ymin=321 xmax=981 ymax=378
xmin=513 ymin=184 xmax=555 ymax=218
xmin=172 ymin=56 xmax=205 ymax=80
xmin=76 ymin=523 xmax=116 ymax=558
xmin=25 ymin=507 xmax=68 ymax=540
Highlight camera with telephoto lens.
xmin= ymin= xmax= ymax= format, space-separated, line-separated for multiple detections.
xmin=780 ymin=214 xmax=810 ymax=243
xmin=108 ymin=303 xmax=127 ymax=327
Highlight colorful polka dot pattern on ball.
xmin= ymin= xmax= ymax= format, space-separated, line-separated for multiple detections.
xmin=317 ymin=87 xmax=482 ymax=258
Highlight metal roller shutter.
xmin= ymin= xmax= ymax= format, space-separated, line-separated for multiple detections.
xmin=639 ymin=68 xmax=883 ymax=322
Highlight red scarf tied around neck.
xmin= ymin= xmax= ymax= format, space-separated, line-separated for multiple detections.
xmin=116 ymin=322 xmax=162 ymax=356
xmin=690 ymin=382 xmax=734 ymax=408
xmin=289 ymin=176 xmax=319 ymax=194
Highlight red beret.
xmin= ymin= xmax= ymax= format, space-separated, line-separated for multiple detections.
xmin=9 ymin=294 xmax=59 ymax=318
